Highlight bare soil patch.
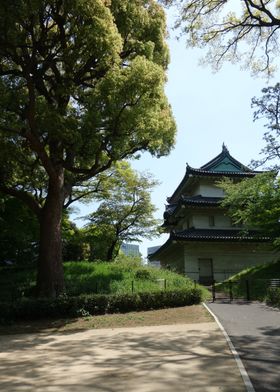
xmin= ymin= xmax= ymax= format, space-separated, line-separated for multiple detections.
xmin=0 ymin=305 xmax=213 ymax=335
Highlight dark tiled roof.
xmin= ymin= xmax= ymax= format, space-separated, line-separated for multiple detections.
xmin=163 ymin=196 xmax=223 ymax=223
xmin=200 ymin=144 xmax=252 ymax=172
xmin=149 ymin=228 xmax=272 ymax=260
xmin=167 ymin=146 xmax=264 ymax=203
xmin=181 ymin=195 xmax=223 ymax=206
xmin=148 ymin=228 xmax=272 ymax=260
xmin=171 ymin=229 xmax=271 ymax=242
xmin=164 ymin=204 xmax=177 ymax=216
xmin=186 ymin=166 xmax=259 ymax=177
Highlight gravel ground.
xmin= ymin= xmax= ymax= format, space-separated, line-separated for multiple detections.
xmin=0 ymin=322 xmax=246 ymax=392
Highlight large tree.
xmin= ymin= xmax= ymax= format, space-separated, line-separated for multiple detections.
xmin=0 ymin=0 xmax=176 ymax=297
xmin=84 ymin=162 xmax=159 ymax=261
xmin=165 ymin=0 xmax=280 ymax=75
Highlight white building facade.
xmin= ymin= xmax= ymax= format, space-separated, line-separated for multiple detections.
xmin=150 ymin=146 xmax=277 ymax=284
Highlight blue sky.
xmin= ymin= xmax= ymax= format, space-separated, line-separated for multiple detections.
xmin=74 ymin=8 xmax=279 ymax=259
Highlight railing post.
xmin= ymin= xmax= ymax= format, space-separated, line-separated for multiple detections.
xmin=246 ymin=279 xmax=250 ymax=301
xmin=212 ymin=280 xmax=216 ymax=302
xmin=229 ymin=281 xmax=233 ymax=302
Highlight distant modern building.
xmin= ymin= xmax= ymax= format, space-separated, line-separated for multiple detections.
xmin=149 ymin=145 xmax=278 ymax=284
xmin=120 ymin=243 xmax=141 ymax=257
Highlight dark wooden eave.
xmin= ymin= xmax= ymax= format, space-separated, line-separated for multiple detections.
xmin=149 ymin=228 xmax=272 ymax=260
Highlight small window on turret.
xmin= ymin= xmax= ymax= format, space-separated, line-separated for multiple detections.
xmin=209 ymin=216 xmax=215 ymax=227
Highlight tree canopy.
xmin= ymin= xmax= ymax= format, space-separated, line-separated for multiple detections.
xmin=0 ymin=0 xmax=176 ymax=297
xmin=166 ymin=0 xmax=280 ymax=75
xmin=84 ymin=161 xmax=159 ymax=261
xmin=220 ymin=173 xmax=280 ymax=243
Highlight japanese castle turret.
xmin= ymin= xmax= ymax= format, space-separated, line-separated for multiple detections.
xmin=150 ymin=145 xmax=277 ymax=284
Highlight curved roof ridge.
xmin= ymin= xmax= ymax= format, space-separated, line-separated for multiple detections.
xmin=167 ymin=146 xmax=266 ymax=204
xmin=200 ymin=145 xmax=252 ymax=172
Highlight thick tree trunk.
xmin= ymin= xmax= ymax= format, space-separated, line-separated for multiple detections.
xmin=106 ymin=241 xmax=117 ymax=261
xmin=36 ymin=172 xmax=65 ymax=298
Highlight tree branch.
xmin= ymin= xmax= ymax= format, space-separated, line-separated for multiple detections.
xmin=0 ymin=185 xmax=41 ymax=217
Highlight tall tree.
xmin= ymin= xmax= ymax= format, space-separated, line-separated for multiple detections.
xmin=164 ymin=0 xmax=280 ymax=75
xmin=84 ymin=162 xmax=159 ymax=261
xmin=251 ymin=83 xmax=280 ymax=168
xmin=0 ymin=0 xmax=176 ymax=297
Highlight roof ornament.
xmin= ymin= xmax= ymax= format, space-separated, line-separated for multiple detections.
xmin=222 ymin=142 xmax=229 ymax=153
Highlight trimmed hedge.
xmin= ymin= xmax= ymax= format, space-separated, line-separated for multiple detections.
xmin=266 ymin=287 xmax=280 ymax=308
xmin=0 ymin=287 xmax=203 ymax=323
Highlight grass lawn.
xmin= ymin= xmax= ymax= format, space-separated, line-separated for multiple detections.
xmin=0 ymin=304 xmax=213 ymax=335
xmin=0 ymin=259 xmax=207 ymax=301
xmin=216 ymin=259 xmax=280 ymax=300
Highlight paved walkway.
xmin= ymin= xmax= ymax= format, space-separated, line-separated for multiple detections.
xmin=0 ymin=322 xmax=246 ymax=392
xmin=207 ymin=301 xmax=280 ymax=392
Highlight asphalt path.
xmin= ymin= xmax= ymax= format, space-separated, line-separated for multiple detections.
xmin=207 ymin=301 xmax=280 ymax=392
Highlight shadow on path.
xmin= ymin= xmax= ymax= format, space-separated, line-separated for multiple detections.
xmin=208 ymin=302 xmax=280 ymax=392
xmin=0 ymin=323 xmax=245 ymax=392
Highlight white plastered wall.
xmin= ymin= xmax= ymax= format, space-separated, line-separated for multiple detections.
xmin=191 ymin=181 xmax=224 ymax=198
xmin=183 ymin=242 xmax=277 ymax=282
xmin=192 ymin=213 xmax=231 ymax=229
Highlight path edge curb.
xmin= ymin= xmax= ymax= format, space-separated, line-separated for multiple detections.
xmin=203 ymin=302 xmax=255 ymax=392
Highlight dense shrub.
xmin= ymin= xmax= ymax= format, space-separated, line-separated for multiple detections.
xmin=266 ymin=288 xmax=280 ymax=307
xmin=0 ymin=287 xmax=204 ymax=323
xmin=134 ymin=268 xmax=152 ymax=280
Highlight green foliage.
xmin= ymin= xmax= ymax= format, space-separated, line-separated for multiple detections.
xmin=167 ymin=0 xmax=280 ymax=75
xmin=62 ymin=219 xmax=89 ymax=261
xmin=266 ymin=287 xmax=280 ymax=307
xmin=134 ymin=269 xmax=152 ymax=280
xmin=0 ymin=0 xmax=175 ymax=199
xmin=219 ymin=173 xmax=280 ymax=243
xmin=0 ymin=0 xmax=176 ymax=296
xmin=0 ymin=287 xmax=204 ymax=323
xmin=0 ymin=259 xmax=202 ymax=300
xmin=0 ymin=196 xmax=86 ymax=264
xmin=63 ymin=260 xmax=194 ymax=296
xmin=0 ymin=266 xmax=36 ymax=302
xmin=215 ymin=259 xmax=280 ymax=301
xmin=223 ymin=259 xmax=280 ymax=281
xmin=84 ymin=161 xmax=160 ymax=261
xmin=0 ymin=196 xmax=39 ymax=263
xmin=218 ymin=84 xmax=280 ymax=246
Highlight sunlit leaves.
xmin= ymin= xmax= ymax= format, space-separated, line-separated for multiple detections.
xmin=220 ymin=173 xmax=280 ymax=240
xmin=167 ymin=0 xmax=280 ymax=76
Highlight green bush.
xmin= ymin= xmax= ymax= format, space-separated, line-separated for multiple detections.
xmin=134 ymin=268 xmax=152 ymax=280
xmin=0 ymin=287 xmax=204 ymax=323
xmin=266 ymin=288 xmax=280 ymax=307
